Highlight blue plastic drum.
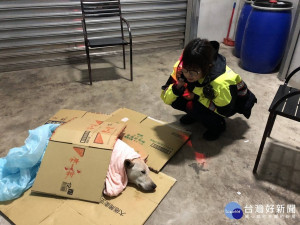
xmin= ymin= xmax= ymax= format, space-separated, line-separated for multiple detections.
xmin=234 ymin=0 xmax=252 ymax=58
xmin=241 ymin=0 xmax=293 ymax=73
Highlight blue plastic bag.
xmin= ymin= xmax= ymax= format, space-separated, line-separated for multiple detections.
xmin=0 ymin=123 xmax=59 ymax=201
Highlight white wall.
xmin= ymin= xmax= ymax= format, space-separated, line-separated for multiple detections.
xmin=289 ymin=37 xmax=300 ymax=88
xmin=277 ymin=0 xmax=300 ymax=87
xmin=197 ymin=0 xmax=240 ymax=42
xmin=288 ymin=0 xmax=300 ymax=88
xmin=289 ymin=0 xmax=299 ymax=20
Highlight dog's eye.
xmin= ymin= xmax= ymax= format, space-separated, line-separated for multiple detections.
xmin=141 ymin=170 xmax=146 ymax=174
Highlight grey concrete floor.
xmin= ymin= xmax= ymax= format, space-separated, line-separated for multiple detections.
xmin=0 ymin=44 xmax=300 ymax=225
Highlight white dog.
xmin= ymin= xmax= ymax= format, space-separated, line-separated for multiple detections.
xmin=104 ymin=139 xmax=156 ymax=197
xmin=124 ymin=158 xmax=157 ymax=191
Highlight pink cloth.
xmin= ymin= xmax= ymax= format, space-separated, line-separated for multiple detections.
xmin=104 ymin=139 xmax=141 ymax=197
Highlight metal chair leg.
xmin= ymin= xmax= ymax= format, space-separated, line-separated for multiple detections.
xmin=122 ymin=45 xmax=126 ymax=69
xmin=253 ymin=113 xmax=275 ymax=174
xmin=266 ymin=114 xmax=277 ymax=137
xmin=85 ymin=46 xmax=92 ymax=85
xmin=130 ymin=43 xmax=133 ymax=81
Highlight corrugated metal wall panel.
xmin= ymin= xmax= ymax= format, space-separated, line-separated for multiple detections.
xmin=0 ymin=0 xmax=187 ymax=72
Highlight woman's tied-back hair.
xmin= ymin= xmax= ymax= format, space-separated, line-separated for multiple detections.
xmin=181 ymin=38 xmax=214 ymax=76
xmin=181 ymin=38 xmax=216 ymax=100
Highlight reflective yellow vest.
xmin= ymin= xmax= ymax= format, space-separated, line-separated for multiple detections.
xmin=161 ymin=60 xmax=247 ymax=117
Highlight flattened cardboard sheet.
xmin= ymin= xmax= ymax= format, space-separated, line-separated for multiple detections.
xmin=108 ymin=108 xmax=147 ymax=123
xmin=50 ymin=117 xmax=126 ymax=149
xmin=107 ymin=108 xmax=191 ymax=171
xmin=0 ymin=190 xmax=64 ymax=225
xmin=39 ymin=203 xmax=93 ymax=225
xmin=1 ymin=108 xmax=187 ymax=224
xmin=45 ymin=109 xmax=87 ymax=124
xmin=33 ymin=110 xmax=126 ymax=202
xmin=46 ymin=109 xmax=111 ymax=125
xmin=2 ymin=172 xmax=176 ymax=225
xmin=81 ymin=112 xmax=112 ymax=122
xmin=32 ymin=141 xmax=112 ymax=202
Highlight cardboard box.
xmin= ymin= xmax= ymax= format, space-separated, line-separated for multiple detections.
xmin=32 ymin=115 xmax=126 ymax=202
xmin=106 ymin=108 xmax=191 ymax=172
xmin=2 ymin=108 xmax=190 ymax=224
xmin=45 ymin=108 xmax=191 ymax=173
xmin=1 ymin=172 xmax=176 ymax=225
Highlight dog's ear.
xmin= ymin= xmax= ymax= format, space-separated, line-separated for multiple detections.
xmin=143 ymin=155 xmax=149 ymax=163
xmin=124 ymin=159 xmax=134 ymax=169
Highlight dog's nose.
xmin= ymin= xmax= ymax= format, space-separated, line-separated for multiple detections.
xmin=152 ymin=183 xmax=157 ymax=190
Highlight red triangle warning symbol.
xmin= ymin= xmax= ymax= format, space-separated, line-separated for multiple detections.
xmin=73 ymin=147 xmax=85 ymax=157
xmin=96 ymin=120 xmax=103 ymax=125
xmin=94 ymin=132 xmax=103 ymax=144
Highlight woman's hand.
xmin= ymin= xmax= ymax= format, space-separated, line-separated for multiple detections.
xmin=176 ymin=68 xmax=183 ymax=79
xmin=176 ymin=77 xmax=185 ymax=88
xmin=183 ymin=91 xmax=194 ymax=100
xmin=175 ymin=69 xmax=185 ymax=89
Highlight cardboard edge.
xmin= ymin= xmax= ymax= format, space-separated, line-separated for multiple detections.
xmin=45 ymin=109 xmax=88 ymax=125
xmin=49 ymin=119 xmax=126 ymax=150
xmin=146 ymin=116 xmax=192 ymax=136
xmin=30 ymin=190 xmax=101 ymax=204
xmin=148 ymin=138 xmax=191 ymax=173
xmin=144 ymin=174 xmax=177 ymax=224
xmin=0 ymin=211 xmax=16 ymax=225
xmin=29 ymin=191 xmax=69 ymax=201
xmin=111 ymin=108 xmax=148 ymax=123
xmin=111 ymin=108 xmax=126 ymax=116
